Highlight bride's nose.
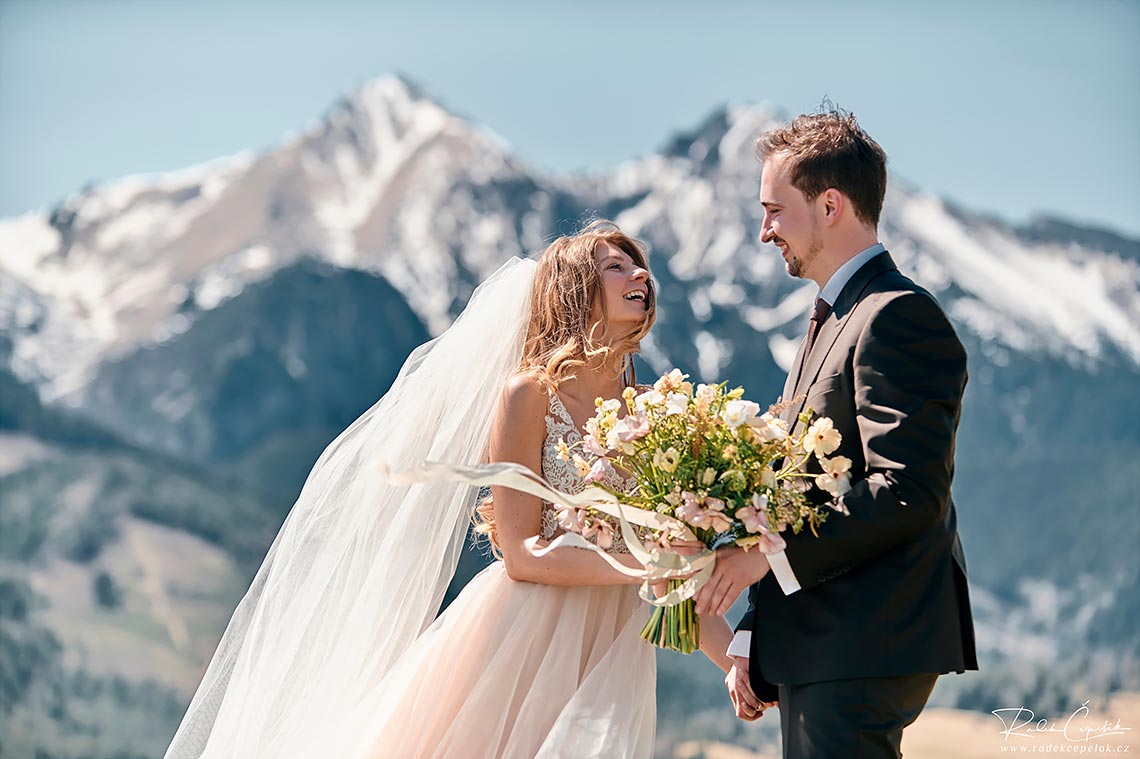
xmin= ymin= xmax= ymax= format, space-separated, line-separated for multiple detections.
xmin=630 ymin=267 xmax=649 ymax=282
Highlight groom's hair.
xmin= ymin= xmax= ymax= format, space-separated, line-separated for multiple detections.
xmin=756 ymin=106 xmax=887 ymax=228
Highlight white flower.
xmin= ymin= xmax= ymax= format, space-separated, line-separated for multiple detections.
xmin=665 ymin=392 xmax=689 ymax=416
xmin=819 ymin=455 xmax=852 ymax=477
xmin=804 ymin=417 xmax=842 ymax=457
xmin=751 ymin=412 xmax=789 ymax=442
xmin=572 ymin=454 xmax=591 ymax=478
xmin=634 ymin=389 xmax=665 ymax=411
xmin=653 ymin=447 xmax=681 ymax=473
xmin=700 ymin=467 xmax=717 ymax=487
xmin=597 ymin=398 xmax=621 ymax=415
xmin=556 ymin=439 xmax=571 ymax=461
xmin=654 ymin=368 xmax=689 ymax=393
xmin=695 ymin=383 xmax=718 ymax=408
xmin=816 ymin=470 xmax=852 ymax=498
xmin=759 ymin=467 xmax=777 ymax=489
xmin=722 ymin=399 xmax=761 ymax=428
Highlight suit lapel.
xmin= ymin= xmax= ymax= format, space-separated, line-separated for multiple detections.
xmin=783 ymin=336 xmax=808 ymax=404
xmin=783 ymin=252 xmax=899 ymax=427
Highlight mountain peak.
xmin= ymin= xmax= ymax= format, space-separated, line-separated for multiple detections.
xmin=658 ymin=101 xmax=786 ymax=176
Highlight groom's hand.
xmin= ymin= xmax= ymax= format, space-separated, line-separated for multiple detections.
xmin=726 ymin=656 xmax=764 ymax=721
xmin=694 ymin=546 xmax=770 ymax=615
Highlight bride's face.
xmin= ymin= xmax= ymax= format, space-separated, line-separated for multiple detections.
xmin=593 ymin=241 xmax=650 ymax=328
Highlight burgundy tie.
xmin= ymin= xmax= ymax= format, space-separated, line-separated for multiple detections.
xmin=806 ymin=297 xmax=831 ymax=354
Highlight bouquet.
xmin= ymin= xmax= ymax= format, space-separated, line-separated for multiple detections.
xmin=554 ymin=369 xmax=852 ymax=653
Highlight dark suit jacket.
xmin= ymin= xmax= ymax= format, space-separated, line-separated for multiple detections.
xmin=738 ymin=251 xmax=978 ymax=692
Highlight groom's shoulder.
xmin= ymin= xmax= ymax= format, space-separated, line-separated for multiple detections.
xmin=858 ymin=275 xmax=962 ymax=349
xmin=863 ymin=267 xmax=947 ymax=317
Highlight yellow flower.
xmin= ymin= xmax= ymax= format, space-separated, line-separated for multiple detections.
xmin=622 ymin=386 xmax=636 ymax=403
xmin=556 ymin=439 xmax=571 ymax=461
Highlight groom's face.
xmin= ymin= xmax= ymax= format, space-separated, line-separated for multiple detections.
xmin=759 ymin=154 xmax=823 ymax=280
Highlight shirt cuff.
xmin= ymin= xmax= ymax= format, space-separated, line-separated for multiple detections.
xmin=767 ymin=549 xmax=801 ymax=595
xmin=727 ymin=631 xmax=751 ymax=659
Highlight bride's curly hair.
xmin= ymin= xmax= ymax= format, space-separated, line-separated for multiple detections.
xmin=473 ymin=219 xmax=657 ymax=555
xmin=521 ymin=218 xmax=657 ymax=392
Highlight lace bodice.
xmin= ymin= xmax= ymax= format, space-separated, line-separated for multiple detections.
xmin=540 ymin=392 xmax=639 ymax=554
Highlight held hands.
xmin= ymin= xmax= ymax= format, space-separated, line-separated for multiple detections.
xmin=726 ymin=656 xmax=777 ymax=721
xmin=694 ymin=546 xmax=771 ymax=616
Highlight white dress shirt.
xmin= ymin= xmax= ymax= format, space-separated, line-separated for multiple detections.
xmin=726 ymin=243 xmax=886 ymax=660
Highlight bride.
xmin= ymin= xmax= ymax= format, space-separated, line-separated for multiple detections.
xmin=164 ymin=220 xmax=736 ymax=759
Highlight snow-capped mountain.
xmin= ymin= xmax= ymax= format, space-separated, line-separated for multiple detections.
xmin=1 ymin=74 xmax=1137 ymax=758
xmin=2 ymin=76 xmax=1136 ymax=405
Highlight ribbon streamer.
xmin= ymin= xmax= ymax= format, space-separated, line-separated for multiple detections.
xmin=379 ymin=459 xmax=716 ymax=607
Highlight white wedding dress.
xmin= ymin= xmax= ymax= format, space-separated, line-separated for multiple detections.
xmin=163 ymin=258 xmax=656 ymax=759
xmin=362 ymin=391 xmax=656 ymax=758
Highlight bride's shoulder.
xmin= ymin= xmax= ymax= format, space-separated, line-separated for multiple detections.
xmin=499 ymin=371 xmax=551 ymax=418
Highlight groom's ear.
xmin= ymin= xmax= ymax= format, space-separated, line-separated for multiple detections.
xmin=820 ymin=188 xmax=844 ymax=226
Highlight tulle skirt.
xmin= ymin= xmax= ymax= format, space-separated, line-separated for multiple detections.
xmin=362 ymin=561 xmax=656 ymax=759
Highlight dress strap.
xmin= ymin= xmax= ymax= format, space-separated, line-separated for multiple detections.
xmin=548 ymin=391 xmax=576 ymax=429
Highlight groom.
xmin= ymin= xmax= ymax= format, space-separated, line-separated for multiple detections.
xmin=694 ymin=109 xmax=977 ymax=758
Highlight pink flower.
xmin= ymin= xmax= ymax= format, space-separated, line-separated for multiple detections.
xmin=734 ymin=493 xmax=788 ymax=552
xmin=557 ymin=507 xmax=587 ymax=533
xmin=616 ymin=413 xmax=651 ymax=442
xmin=583 ymin=433 xmax=608 ymax=456
xmin=707 ymin=510 xmax=734 ymax=533
xmin=584 ymin=458 xmax=613 ymax=483
xmin=704 ymin=496 xmax=727 ymax=512
xmin=676 ymin=493 xmax=702 ymax=524
xmin=583 ymin=518 xmax=615 ymax=550
xmin=735 ymin=505 xmax=766 ymax=535
xmin=754 ymin=531 xmax=787 ymax=553
xmin=687 ymin=510 xmax=712 ymax=529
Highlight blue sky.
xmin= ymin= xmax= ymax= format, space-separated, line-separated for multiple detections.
xmin=2 ymin=0 xmax=1138 ymax=236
